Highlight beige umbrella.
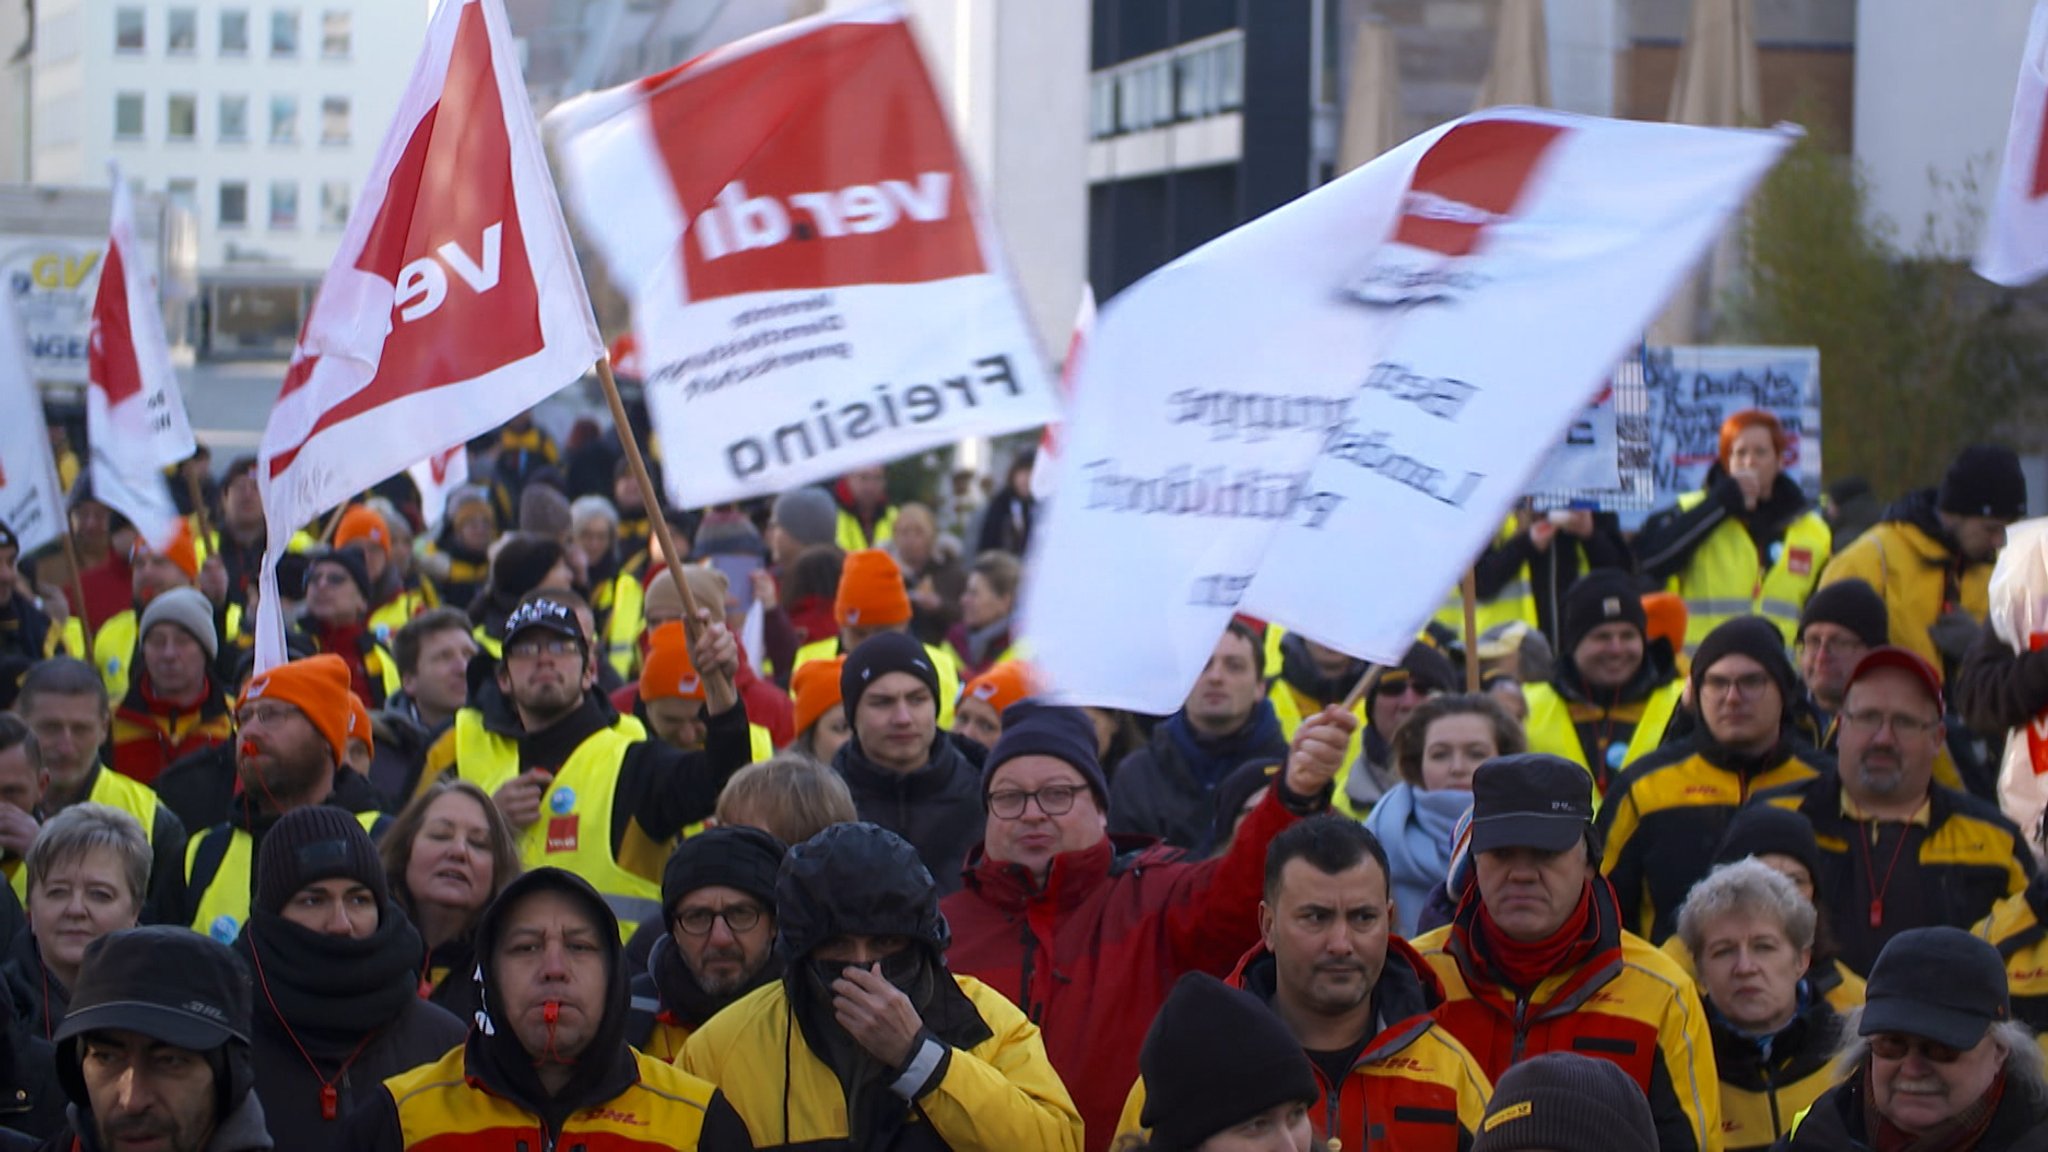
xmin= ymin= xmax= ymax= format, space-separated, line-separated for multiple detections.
xmin=1653 ymin=0 xmax=1762 ymax=343
xmin=1475 ymin=0 xmax=1551 ymax=111
xmin=1337 ymin=19 xmax=1400 ymax=175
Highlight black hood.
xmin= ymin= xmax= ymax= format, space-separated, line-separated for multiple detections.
xmin=466 ymin=868 xmax=636 ymax=1130
xmin=774 ymin=822 xmax=950 ymax=967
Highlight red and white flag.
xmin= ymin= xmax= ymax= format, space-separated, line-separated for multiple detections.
xmin=1028 ymin=283 xmax=1094 ymax=503
xmin=547 ymin=3 xmax=1054 ymax=508
xmin=255 ymin=0 xmax=601 ymax=666
xmin=87 ymin=165 xmax=195 ymax=551
xmin=407 ymin=444 xmax=469 ymax=528
xmin=1978 ymin=0 xmax=2048 ymax=286
xmin=1023 ymin=109 xmax=1789 ymax=714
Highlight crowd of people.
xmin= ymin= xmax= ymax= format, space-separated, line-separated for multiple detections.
xmin=0 ymin=406 xmax=2045 ymax=1151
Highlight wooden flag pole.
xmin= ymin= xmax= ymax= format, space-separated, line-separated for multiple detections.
xmin=1339 ymin=663 xmax=1383 ymax=714
xmin=184 ymin=466 xmax=215 ymax=552
xmin=319 ymin=502 xmax=349 ymax=544
xmin=1460 ymin=569 xmax=1482 ymax=693
xmin=593 ymin=356 xmax=701 ymax=625
xmin=59 ymin=529 xmax=95 ymax=655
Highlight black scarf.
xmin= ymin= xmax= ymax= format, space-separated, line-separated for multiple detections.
xmin=646 ymin=931 xmax=781 ymax=1031
xmin=235 ymin=904 xmax=424 ymax=1056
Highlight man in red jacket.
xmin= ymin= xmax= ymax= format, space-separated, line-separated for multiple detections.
xmin=940 ymin=697 xmax=1353 ymax=1152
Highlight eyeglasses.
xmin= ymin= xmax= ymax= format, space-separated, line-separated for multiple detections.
xmin=673 ymin=903 xmax=764 ymax=936
xmin=1798 ymin=636 xmax=1868 ymax=658
xmin=1868 ymin=1033 xmax=1964 ymax=1064
xmin=1701 ymin=672 xmax=1773 ymax=699
xmin=236 ymin=702 xmax=303 ymax=729
xmin=987 ymin=784 xmax=1082 ymax=819
xmin=1839 ymin=710 xmax=1941 ymax=739
xmin=505 ymin=637 xmax=581 ymax=661
xmin=307 ymin=569 xmax=353 ymax=588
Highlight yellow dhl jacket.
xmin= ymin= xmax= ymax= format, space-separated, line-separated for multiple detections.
xmin=1975 ymin=872 xmax=2048 ymax=1063
xmin=1820 ymin=514 xmax=1992 ymax=679
xmin=375 ymin=1043 xmax=718 ymax=1151
xmin=1706 ymin=994 xmax=1846 ymax=1152
xmin=680 ymin=974 xmax=1083 ymax=1152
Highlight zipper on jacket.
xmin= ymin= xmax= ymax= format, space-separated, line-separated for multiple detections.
xmin=1509 ymin=996 xmax=1531 ymax=1065
xmin=1016 ymin=914 xmax=1043 ymax=1022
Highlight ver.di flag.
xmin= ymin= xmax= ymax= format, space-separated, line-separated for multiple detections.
xmin=87 ymin=164 xmax=196 ymax=552
xmin=1023 ymin=109 xmax=1790 ymax=713
xmin=407 ymin=444 xmax=469 ymax=528
xmin=254 ymin=0 xmax=602 ymax=668
xmin=1978 ymin=0 xmax=2048 ymax=286
xmin=0 ymin=291 xmax=66 ymax=553
xmin=547 ymin=2 xmax=1055 ymax=509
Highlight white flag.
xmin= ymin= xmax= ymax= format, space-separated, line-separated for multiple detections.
xmin=1023 ymin=109 xmax=1790 ymax=712
xmin=548 ymin=3 xmax=1055 ymax=508
xmin=407 ymin=444 xmax=469 ymax=528
xmin=1029 ymin=284 xmax=1095 ymax=503
xmin=0 ymin=292 xmax=66 ymax=553
xmin=1977 ymin=0 xmax=2048 ymax=286
xmin=254 ymin=0 xmax=602 ymax=668
xmin=87 ymin=165 xmax=195 ymax=551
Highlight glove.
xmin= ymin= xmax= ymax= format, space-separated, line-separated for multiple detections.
xmin=1928 ymin=610 xmax=1980 ymax=665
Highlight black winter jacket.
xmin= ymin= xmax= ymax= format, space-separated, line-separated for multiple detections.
xmin=834 ymin=732 xmax=988 ymax=897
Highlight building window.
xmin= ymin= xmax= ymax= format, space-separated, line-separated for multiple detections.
xmin=1116 ymin=58 xmax=1173 ymax=134
xmin=321 ymin=10 xmax=350 ymax=58
xmin=269 ymin=181 xmax=299 ymax=230
xmin=114 ymin=93 xmax=145 ymax=140
xmin=319 ymin=181 xmax=349 ymax=230
xmin=320 ymin=96 xmax=349 ymax=145
xmin=167 ymin=179 xmax=199 ymax=215
xmin=269 ymin=94 xmax=297 ymax=145
xmin=115 ymin=8 xmax=145 ymax=53
xmin=219 ymin=95 xmax=249 ymax=142
xmin=271 ymin=9 xmax=298 ymax=57
xmin=220 ymin=9 xmax=249 ymax=55
xmin=1175 ymin=37 xmax=1243 ymax=121
xmin=1090 ymin=73 xmax=1117 ymax=140
xmin=167 ymin=94 xmax=197 ymax=142
xmin=220 ymin=181 xmax=249 ymax=228
xmin=168 ymin=9 xmax=198 ymax=54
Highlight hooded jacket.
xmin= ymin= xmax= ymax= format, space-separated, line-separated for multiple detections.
xmin=343 ymin=868 xmax=738 ymax=1150
xmin=833 ymin=732 xmax=988 ymax=899
xmin=1412 ymin=879 xmax=1721 ymax=1152
xmin=233 ymin=903 xmax=465 ymax=1152
xmin=1108 ymin=701 xmax=1289 ymax=852
xmin=940 ymin=779 xmax=1322 ymax=1152
xmin=1114 ymin=939 xmax=1491 ymax=1152
xmin=1598 ymin=731 xmax=1831 ymax=942
xmin=1821 ymin=488 xmax=1994 ymax=679
xmin=37 ymin=1094 xmax=273 ymax=1152
xmin=681 ymin=823 xmax=1081 ymax=1151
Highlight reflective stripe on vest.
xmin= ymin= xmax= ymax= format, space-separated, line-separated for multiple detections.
xmin=1671 ymin=492 xmax=1830 ymax=654
xmin=94 ymin=610 xmax=138 ymax=705
xmin=793 ymin=635 xmax=962 ymax=728
xmin=186 ymin=811 xmax=382 ymax=944
xmin=1521 ymin=680 xmax=1683 ymax=798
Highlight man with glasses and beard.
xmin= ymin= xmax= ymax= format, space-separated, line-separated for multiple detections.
xmin=627 ymin=826 xmax=786 ymax=1061
xmin=681 ymin=822 xmax=1082 ymax=1150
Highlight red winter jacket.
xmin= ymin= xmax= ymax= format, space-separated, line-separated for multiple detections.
xmin=939 ymin=782 xmax=1307 ymax=1152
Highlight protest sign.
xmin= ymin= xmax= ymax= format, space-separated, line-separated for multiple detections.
xmin=1023 ymin=109 xmax=1789 ymax=712
xmin=1643 ymin=345 xmax=1821 ymax=501
xmin=1528 ymin=351 xmax=1655 ymax=512
xmin=1978 ymin=0 xmax=2048 ymax=286
xmin=0 ymin=291 xmax=65 ymax=552
xmin=255 ymin=0 xmax=601 ymax=669
xmin=547 ymin=3 xmax=1056 ymax=509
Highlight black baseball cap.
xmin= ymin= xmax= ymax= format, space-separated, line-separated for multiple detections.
xmin=54 ymin=926 xmax=251 ymax=1051
xmin=1468 ymin=754 xmax=1594 ymax=855
xmin=502 ymin=597 xmax=584 ymax=650
xmin=1859 ymin=926 xmax=2010 ymax=1050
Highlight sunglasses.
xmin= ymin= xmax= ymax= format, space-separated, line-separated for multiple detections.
xmin=1868 ymin=1034 xmax=1964 ymax=1064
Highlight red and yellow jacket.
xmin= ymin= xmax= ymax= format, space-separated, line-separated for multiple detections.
xmin=359 ymin=1044 xmax=720 ymax=1151
xmin=1412 ymin=881 xmax=1722 ymax=1152
xmin=108 ymin=675 xmax=234 ymax=787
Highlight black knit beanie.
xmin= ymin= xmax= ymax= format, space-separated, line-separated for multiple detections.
xmin=840 ymin=631 xmax=940 ymax=721
xmin=307 ymin=547 xmax=372 ymax=603
xmin=252 ymin=806 xmax=388 ymax=917
xmin=1559 ymin=569 xmax=1647 ymax=658
xmin=1472 ymin=1052 xmax=1656 ymax=1152
xmin=1798 ymin=579 xmax=1888 ymax=648
xmin=1138 ymin=973 xmax=1318 ymax=1151
xmin=1689 ymin=616 xmax=1798 ymax=708
xmin=660 ymin=825 xmax=786 ymax=917
xmin=1713 ymin=804 xmax=1823 ymax=883
xmin=1938 ymin=444 xmax=2027 ymax=521
xmin=490 ymin=535 xmax=568 ymax=603
xmin=983 ymin=700 xmax=1110 ymax=810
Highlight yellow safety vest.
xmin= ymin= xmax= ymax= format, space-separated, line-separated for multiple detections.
xmin=367 ymin=588 xmax=430 ymax=648
xmin=87 ymin=766 xmax=165 ymax=843
xmin=794 ymin=634 xmax=961 ymax=728
xmin=93 ymin=610 xmax=138 ymax=704
xmin=1521 ymin=678 xmax=1683 ymax=796
xmin=1669 ymin=492 xmax=1832 ymax=655
xmin=186 ymin=810 xmax=382 ymax=944
xmin=834 ymin=505 xmax=898 ymax=552
xmin=600 ymin=571 xmax=645 ymax=682
xmin=452 ymin=711 xmax=662 ymax=934
xmin=471 ymin=625 xmax=501 ymax=661
xmin=1431 ymin=520 xmax=1537 ymax=640
xmin=1266 ymin=681 xmax=1368 ymax=818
